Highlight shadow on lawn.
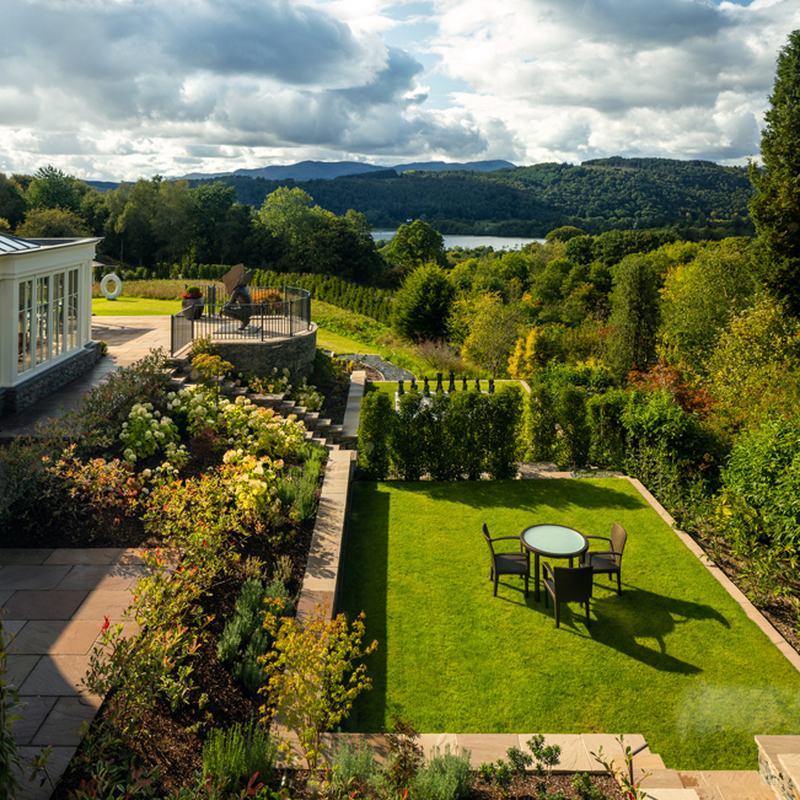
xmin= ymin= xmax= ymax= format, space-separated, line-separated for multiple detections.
xmin=341 ymin=484 xmax=390 ymax=729
xmin=472 ymin=580 xmax=729 ymax=676
xmin=565 ymin=588 xmax=732 ymax=674
xmin=388 ymin=478 xmax=643 ymax=513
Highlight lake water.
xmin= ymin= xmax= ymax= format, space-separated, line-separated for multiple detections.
xmin=371 ymin=230 xmax=545 ymax=250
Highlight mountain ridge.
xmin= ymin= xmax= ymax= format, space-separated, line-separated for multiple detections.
xmin=179 ymin=159 xmax=516 ymax=182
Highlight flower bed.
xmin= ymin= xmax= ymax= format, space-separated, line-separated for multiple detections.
xmin=1 ymin=350 xmax=626 ymax=799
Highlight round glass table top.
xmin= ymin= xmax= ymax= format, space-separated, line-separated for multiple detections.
xmin=520 ymin=524 xmax=587 ymax=558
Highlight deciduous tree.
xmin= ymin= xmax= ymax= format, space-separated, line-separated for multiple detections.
xmin=385 ymin=220 xmax=447 ymax=278
xmin=259 ymin=604 xmax=377 ymax=775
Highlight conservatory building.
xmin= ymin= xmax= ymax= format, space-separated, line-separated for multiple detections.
xmin=0 ymin=232 xmax=102 ymax=416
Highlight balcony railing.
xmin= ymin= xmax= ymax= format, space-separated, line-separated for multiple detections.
xmin=170 ymin=285 xmax=311 ymax=356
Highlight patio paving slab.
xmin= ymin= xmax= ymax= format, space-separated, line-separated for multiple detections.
xmin=32 ymin=695 xmax=103 ymax=747
xmin=15 ymin=745 xmax=77 ymax=800
xmin=71 ymin=589 xmax=135 ymax=620
xmin=3 ymin=590 xmax=89 ymax=620
xmin=10 ymin=619 xmax=105 ymax=655
xmin=44 ymin=547 xmax=132 ymax=565
xmin=0 ymin=550 xmax=55 ymax=565
xmin=10 ymin=696 xmax=57 ymax=745
xmin=54 ymin=564 xmax=148 ymax=591
xmin=19 ymin=654 xmax=99 ymax=696
xmin=0 ymin=565 xmax=72 ymax=591
xmin=4 ymin=655 xmax=41 ymax=689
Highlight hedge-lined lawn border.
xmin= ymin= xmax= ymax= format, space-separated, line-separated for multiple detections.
xmin=339 ymin=477 xmax=800 ymax=771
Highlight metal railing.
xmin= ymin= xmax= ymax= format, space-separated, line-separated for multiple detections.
xmin=170 ymin=285 xmax=311 ymax=355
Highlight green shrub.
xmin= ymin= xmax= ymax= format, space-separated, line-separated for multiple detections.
xmin=357 ymin=390 xmax=394 ymax=479
xmin=523 ymin=380 xmax=557 ymax=462
xmin=392 ymin=262 xmax=454 ymax=342
xmin=202 ymin=717 xmax=277 ymax=798
xmin=277 ymin=443 xmax=326 ymax=523
xmin=424 ymin=393 xmax=459 ymax=481
xmin=715 ymin=413 xmax=800 ymax=556
xmin=555 ymin=384 xmax=590 ymax=469
xmin=328 ymin=739 xmax=382 ymax=799
xmin=391 ymin=391 xmax=426 ymax=480
xmin=447 ymin=390 xmax=485 ymax=480
xmin=483 ymin=385 xmax=523 ymax=479
xmin=587 ymin=388 xmax=628 ymax=469
xmin=414 ymin=746 xmax=473 ymax=800
xmin=218 ymin=578 xmax=293 ymax=694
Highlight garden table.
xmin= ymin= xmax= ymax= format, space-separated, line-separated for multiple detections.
xmin=520 ymin=524 xmax=589 ymax=602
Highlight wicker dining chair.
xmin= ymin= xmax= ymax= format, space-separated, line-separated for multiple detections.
xmin=542 ymin=563 xmax=594 ymax=628
xmin=579 ymin=522 xmax=627 ymax=594
xmin=482 ymin=523 xmax=529 ymax=598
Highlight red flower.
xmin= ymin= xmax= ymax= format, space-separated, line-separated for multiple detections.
xmin=101 ymin=615 xmax=110 ymax=634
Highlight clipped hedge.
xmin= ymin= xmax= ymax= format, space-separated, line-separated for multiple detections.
xmin=358 ymin=386 xmax=523 ymax=481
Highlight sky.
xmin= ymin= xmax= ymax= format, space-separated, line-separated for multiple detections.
xmin=1 ymin=0 xmax=798 ymax=182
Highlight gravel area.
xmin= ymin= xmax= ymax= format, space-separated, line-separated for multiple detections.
xmin=340 ymin=353 xmax=416 ymax=381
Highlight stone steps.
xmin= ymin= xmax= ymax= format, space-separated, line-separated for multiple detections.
xmin=163 ymin=360 xmax=347 ymax=452
xmin=757 ymin=735 xmax=800 ymax=800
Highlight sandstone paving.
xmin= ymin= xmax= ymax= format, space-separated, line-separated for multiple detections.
xmin=15 ymin=746 xmax=77 ymax=800
xmin=31 ymin=695 xmax=103 ymax=747
xmin=44 ymin=547 xmax=137 ymax=565
xmin=11 ymin=696 xmax=57 ymax=745
xmin=11 ymin=620 xmax=106 ymax=655
xmin=71 ymin=588 xmax=135 ymax=620
xmin=0 ymin=565 xmax=73 ymax=592
xmin=54 ymin=563 xmax=148 ymax=591
xmin=19 ymin=655 xmax=98 ymax=697
xmin=0 ymin=550 xmax=56 ymax=566
xmin=3 ymin=590 xmax=90 ymax=621
xmin=5 ymin=655 xmax=40 ymax=690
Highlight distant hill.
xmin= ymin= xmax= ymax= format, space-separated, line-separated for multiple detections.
xmin=183 ymin=157 xmax=754 ymax=237
xmin=179 ymin=159 xmax=516 ymax=182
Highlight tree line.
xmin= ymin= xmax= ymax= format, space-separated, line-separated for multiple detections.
xmin=185 ymin=156 xmax=754 ymax=237
xmin=0 ymin=175 xmax=386 ymax=284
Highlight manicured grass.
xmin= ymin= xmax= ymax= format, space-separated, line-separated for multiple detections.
xmin=315 ymin=328 xmax=376 ymax=356
xmin=340 ymin=478 xmax=800 ymax=771
xmin=92 ymin=296 xmax=179 ymax=315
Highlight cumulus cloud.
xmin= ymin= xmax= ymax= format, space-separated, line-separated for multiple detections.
xmin=428 ymin=0 xmax=800 ymax=166
xmin=0 ymin=0 xmax=798 ymax=179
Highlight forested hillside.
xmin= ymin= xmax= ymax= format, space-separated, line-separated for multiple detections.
xmin=187 ymin=157 xmax=754 ymax=237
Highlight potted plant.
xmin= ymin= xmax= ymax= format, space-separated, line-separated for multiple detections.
xmin=181 ymin=286 xmax=204 ymax=320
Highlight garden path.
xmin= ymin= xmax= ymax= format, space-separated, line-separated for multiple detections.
xmin=3 ymin=547 xmax=180 ymax=800
xmin=1 ymin=316 xmax=173 ymax=797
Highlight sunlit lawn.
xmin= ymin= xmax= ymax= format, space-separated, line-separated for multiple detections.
xmin=340 ymin=477 xmax=800 ymax=771
xmin=92 ymin=296 xmax=178 ymax=315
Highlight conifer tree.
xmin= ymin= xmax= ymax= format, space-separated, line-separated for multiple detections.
xmin=749 ymin=29 xmax=800 ymax=315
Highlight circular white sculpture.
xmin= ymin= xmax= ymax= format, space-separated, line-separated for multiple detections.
xmin=100 ymin=272 xmax=123 ymax=300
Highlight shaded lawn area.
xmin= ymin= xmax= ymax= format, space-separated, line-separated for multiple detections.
xmin=339 ymin=478 xmax=800 ymax=771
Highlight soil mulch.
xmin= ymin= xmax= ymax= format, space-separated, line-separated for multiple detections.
xmin=688 ymin=529 xmax=800 ymax=653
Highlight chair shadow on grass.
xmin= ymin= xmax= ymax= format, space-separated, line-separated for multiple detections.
xmin=542 ymin=586 xmax=731 ymax=675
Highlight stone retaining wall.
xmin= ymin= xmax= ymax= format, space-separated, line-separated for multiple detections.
xmin=213 ymin=323 xmax=317 ymax=380
xmin=1 ymin=342 xmax=104 ymax=417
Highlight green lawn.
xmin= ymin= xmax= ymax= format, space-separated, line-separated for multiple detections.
xmin=340 ymin=478 xmax=800 ymax=771
xmin=92 ymin=296 xmax=179 ymax=315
